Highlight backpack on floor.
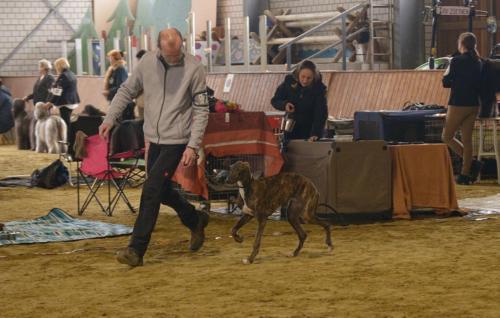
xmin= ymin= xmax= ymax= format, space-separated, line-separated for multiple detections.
xmin=30 ymin=159 xmax=69 ymax=189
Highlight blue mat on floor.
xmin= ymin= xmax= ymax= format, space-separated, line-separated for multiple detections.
xmin=0 ymin=208 xmax=132 ymax=245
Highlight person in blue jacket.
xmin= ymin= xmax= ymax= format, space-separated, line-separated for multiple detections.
xmin=0 ymin=79 xmax=14 ymax=134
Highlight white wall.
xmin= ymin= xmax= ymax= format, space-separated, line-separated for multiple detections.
xmin=0 ymin=0 xmax=92 ymax=76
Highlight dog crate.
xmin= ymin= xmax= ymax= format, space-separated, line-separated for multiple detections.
xmin=354 ymin=109 xmax=446 ymax=142
xmin=174 ymin=153 xmax=266 ymax=213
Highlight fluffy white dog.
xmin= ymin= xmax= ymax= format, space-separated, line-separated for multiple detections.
xmin=34 ymin=102 xmax=67 ymax=154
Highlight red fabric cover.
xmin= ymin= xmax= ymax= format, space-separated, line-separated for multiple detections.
xmin=171 ymin=112 xmax=284 ymax=199
xmin=80 ymin=134 xmax=125 ymax=180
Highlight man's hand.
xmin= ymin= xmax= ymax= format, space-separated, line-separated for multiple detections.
xmin=182 ymin=147 xmax=198 ymax=167
xmin=285 ymin=103 xmax=295 ymax=113
xmin=308 ymin=136 xmax=319 ymax=142
xmin=99 ymin=123 xmax=113 ymax=140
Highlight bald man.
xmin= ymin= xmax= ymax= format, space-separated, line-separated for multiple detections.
xmin=100 ymin=28 xmax=209 ymax=267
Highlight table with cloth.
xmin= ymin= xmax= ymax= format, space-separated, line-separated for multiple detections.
xmin=389 ymin=143 xmax=459 ymax=219
xmin=171 ymin=112 xmax=284 ymax=199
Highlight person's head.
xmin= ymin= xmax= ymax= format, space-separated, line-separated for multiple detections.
xmin=458 ymin=32 xmax=479 ymax=58
xmin=54 ymin=58 xmax=70 ymax=74
xmin=296 ymin=60 xmax=318 ymax=87
xmin=136 ymin=49 xmax=147 ymax=60
xmin=38 ymin=59 xmax=52 ymax=75
xmin=157 ymin=28 xmax=184 ymax=64
xmin=107 ymin=49 xmax=124 ymax=64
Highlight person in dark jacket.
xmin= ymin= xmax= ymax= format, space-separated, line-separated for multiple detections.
xmin=103 ymin=49 xmax=128 ymax=102
xmin=0 ymin=79 xmax=14 ymax=134
xmin=23 ymin=59 xmax=55 ymax=105
xmin=50 ymin=57 xmax=80 ymax=130
xmin=442 ymin=32 xmax=483 ymax=185
xmin=271 ymin=60 xmax=328 ymax=141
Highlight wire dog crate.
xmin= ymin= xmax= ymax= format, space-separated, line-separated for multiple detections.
xmin=174 ymin=154 xmax=265 ymax=213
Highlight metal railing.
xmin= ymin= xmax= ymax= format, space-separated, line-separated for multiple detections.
xmin=278 ymin=2 xmax=368 ymax=71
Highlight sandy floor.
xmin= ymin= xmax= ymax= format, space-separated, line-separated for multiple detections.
xmin=1 ymin=145 xmax=500 ymax=317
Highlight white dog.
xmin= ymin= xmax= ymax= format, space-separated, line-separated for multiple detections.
xmin=34 ymin=102 xmax=67 ymax=154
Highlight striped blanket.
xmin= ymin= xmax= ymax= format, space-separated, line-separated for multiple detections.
xmin=0 ymin=208 xmax=132 ymax=245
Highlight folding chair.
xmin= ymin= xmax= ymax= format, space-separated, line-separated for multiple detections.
xmin=109 ymin=119 xmax=146 ymax=188
xmin=59 ymin=115 xmax=103 ymax=186
xmin=76 ymin=134 xmax=144 ymax=216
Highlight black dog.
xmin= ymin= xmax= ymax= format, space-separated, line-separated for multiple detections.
xmin=12 ymin=99 xmax=35 ymax=150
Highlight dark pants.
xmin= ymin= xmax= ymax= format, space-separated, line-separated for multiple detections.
xmin=59 ymin=106 xmax=72 ymax=129
xmin=129 ymin=143 xmax=199 ymax=257
xmin=59 ymin=106 xmax=72 ymax=140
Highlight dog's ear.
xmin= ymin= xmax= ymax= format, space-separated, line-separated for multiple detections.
xmin=242 ymin=162 xmax=251 ymax=169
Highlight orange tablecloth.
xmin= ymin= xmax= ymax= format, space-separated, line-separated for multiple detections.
xmin=389 ymin=144 xmax=459 ymax=219
xmin=172 ymin=112 xmax=284 ymax=199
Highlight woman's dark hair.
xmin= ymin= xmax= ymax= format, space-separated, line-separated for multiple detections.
xmin=293 ymin=60 xmax=320 ymax=84
xmin=458 ymin=32 xmax=480 ymax=60
xmin=298 ymin=60 xmax=317 ymax=74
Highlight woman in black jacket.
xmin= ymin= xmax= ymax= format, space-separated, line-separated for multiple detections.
xmin=50 ymin=58 xmax=80 ymax=130
xmin=271 ymin=60 xmax=328 ymax=141
xmin=442 ymin=32 xmax=482 ymax=185
xmin=23 ymin=59 xmax=55 ymax=105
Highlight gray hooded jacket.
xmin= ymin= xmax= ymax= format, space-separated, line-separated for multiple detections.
xmin=103 ymin=49 xmax=209 ymax=149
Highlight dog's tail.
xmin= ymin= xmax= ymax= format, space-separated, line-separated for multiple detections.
xmin=315 ymin=203 xmax=346 ymax=225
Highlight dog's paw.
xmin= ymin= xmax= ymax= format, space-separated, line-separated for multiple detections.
xmin=232 ymin=234 xmax=244 ymax=243
xmin=286 ymin=252 xmax=296 ymax=258
xmin=242 ymin=258 xmax=252 ymax=265
xmin=327 ymin=246 xmax=334 ymax=254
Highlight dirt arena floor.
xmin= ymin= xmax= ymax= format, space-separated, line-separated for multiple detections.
xmin=1 ymin=145 xmax=500 ymax=317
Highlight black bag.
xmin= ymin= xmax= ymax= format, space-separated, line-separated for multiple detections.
xmin=30 ymin=159 xmax=69 ymax=189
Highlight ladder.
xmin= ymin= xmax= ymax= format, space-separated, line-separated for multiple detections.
xmin=369 ymin=0 xmax=394 ymax=69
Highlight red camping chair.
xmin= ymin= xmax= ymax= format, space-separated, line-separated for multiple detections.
xmin=77 ymin=134 xmax=144 ymax=216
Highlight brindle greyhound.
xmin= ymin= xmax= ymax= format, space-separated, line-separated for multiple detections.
xmin=226 ymin=161 xmax=333 ymax=264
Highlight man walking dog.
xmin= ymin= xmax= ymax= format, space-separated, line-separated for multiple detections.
xmin=99 ymin=28 xmax=210 ymax=267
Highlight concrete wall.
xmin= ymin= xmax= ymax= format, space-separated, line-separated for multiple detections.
xmin=0 ymin=0 xmax=92 ymax=77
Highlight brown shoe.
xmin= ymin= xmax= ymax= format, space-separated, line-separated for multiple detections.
xmin=190 ymin=210 xmax=209 ymax=251
xmin=116 ymin=247 xmax=143 ymax=267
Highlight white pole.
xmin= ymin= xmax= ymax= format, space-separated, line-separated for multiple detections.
xmin=207 ymin=20 xmax=213 ymax=73
xmin=75 ymin=38 xmax=83 ymax=75
xmin=87 ymin=38 xmax=94 ymax=75
xmin=127 ymin=35 xmax=133 ymax=70
xmin=188 ymin=12 xmax=196 ymax=56
xmin=243 ymin=16 xmax=250 ymax=70
xmin=259 ymin=15 xmax=267 ymax=71
xmin=99 ymin=38 xmax=106 ymax=76
xmin=113 ymin=37 xmax=120 ymax=51
xmin=61 ymin=41 xmax=67 ymax=59
xmin=225 ymin=17 xmax=231 ymax=73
